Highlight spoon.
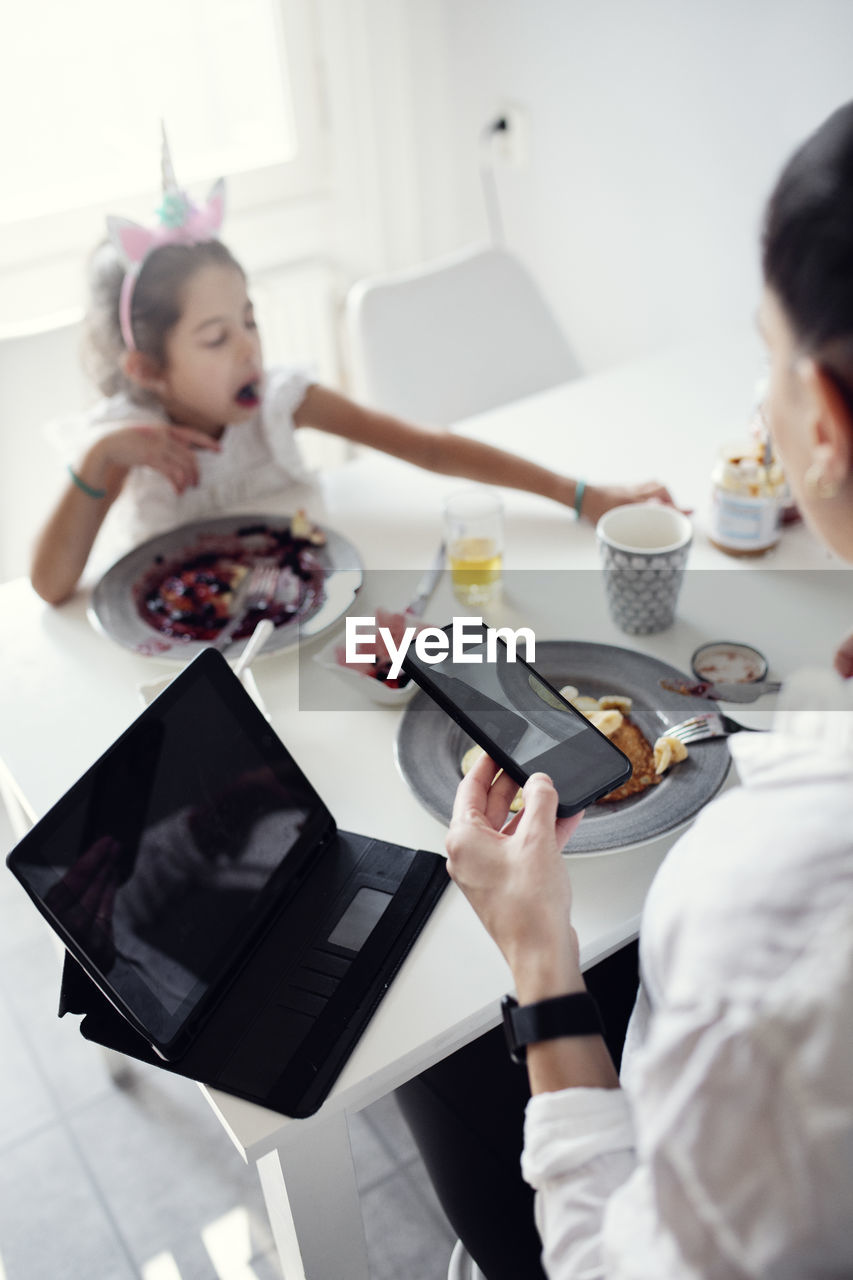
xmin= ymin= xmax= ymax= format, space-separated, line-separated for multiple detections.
xmin=138 ymin=618 xmax=276 ymax=706
xmin=233 ymin=618 xmax=275 ymax=677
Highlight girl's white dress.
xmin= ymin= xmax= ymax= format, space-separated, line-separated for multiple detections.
xmin=47 ymin=365 xmax=313 ymax=552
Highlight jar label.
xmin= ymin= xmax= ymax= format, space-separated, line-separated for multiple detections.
xmin=710 ymin=488 xmax=781 ymax=550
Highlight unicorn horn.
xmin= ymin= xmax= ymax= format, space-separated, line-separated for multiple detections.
xmin=160 ymin=120 xmax=181 ymax=198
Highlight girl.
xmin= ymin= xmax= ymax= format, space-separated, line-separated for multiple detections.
xmin=30 ymin=163 xmax=674 ymax=605
xmin=413 ymin=100 xmax=853 ymax=1278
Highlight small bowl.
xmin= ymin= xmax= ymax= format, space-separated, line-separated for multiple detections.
xmin=314 ymin=639 xmax=418 ymax=706
xmin=691 ymin=640 xmax=769 ymax=685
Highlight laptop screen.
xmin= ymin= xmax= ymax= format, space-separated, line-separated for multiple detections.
xmin=8 ymin=651 xmax=332 ymax=1050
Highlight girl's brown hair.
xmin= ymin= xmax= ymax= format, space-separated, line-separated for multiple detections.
xmin=83 ymin=238 xmax=244 ymax=401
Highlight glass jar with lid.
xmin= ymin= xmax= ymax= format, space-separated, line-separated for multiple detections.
xmin=709 ymin=437 xmax=786 ymax=556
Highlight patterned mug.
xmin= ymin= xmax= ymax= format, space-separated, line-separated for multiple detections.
xmin=596 ymin=504 xmax=693 ymax=634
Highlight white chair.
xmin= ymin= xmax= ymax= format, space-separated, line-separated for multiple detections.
xmin=0 ymin=318 xmax=90 ymax=581
xmin=346 ymin=244 xmax=580 ymax=425
xmin=447 ymin=1239 xmax=487 ymax=1280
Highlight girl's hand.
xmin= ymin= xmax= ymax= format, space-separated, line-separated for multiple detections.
xmin=32 ymin=423 xmax=220 ymax=605
xmin=93 ymin=423 xmax=221 ymax=494
xmin=445 ymin=752 xmax=585 ymax=1001
xmin=581 ymin=480 xmax=681 ymax=524
xmin=834 ymin=629 xmax=853 ymax=678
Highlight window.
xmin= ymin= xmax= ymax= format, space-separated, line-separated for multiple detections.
xmin=3 ymin=0 xmax=302 ymax=224
xmin=1 ymin=0 xmax=329 ymax=327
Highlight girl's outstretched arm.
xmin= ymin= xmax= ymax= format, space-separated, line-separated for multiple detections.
xmin=294 ymin=385 xmax=675 ymax=521
xmin=31 ymin=424 xmax=220 ymax=604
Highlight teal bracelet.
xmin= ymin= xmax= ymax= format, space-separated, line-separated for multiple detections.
xmin=68 ymin=465 xmax=107 ymax=500
xmin=573 ymin=478 xmax=587 ymax=519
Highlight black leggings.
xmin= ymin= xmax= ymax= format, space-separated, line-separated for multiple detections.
xmin=395 ymin=941 xmax=640 ymax=1280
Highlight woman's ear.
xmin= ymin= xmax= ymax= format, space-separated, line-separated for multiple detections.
xmin=799 ymin=360 xmax=853 ymax=492
xmin=122 ymin=349 xmax=167 ymax=396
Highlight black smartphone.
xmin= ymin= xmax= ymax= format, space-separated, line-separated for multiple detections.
xmin=401 ymin=620 xmax=632 ymax=817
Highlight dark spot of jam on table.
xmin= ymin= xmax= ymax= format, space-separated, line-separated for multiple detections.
xmin=660 ymin=679 xmax=714 ymax=698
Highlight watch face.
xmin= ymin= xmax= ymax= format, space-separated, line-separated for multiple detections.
xmin=500 ymin=994 xmax=526 ymax=1064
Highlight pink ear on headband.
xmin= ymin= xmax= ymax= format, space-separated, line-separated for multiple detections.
xmin=194 ymin=177 xmax=226 ymax=237
xmin=106 ymin=217 xmax=161 ymax=267
xmin=107 ymin=129 xmax=227 ymax=350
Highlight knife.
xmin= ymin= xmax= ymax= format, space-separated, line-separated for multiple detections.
xmin=404 ymin=543 xmax=446 ymax=619
xmin=660 ymin=677 xmax=782 ymax=704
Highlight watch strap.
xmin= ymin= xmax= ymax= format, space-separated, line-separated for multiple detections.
xmin=501 ymin=991 xmax=604 ymax=1064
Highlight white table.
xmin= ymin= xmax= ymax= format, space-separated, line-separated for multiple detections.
xmin=2 ymin=334 xmax=848 ymax=1279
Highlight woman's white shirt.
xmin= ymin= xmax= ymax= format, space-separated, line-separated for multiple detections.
xmin=47 ymin=365 xmax=312 ymax=552
xmin=522 ymin=669 xmax=853 ymax=1278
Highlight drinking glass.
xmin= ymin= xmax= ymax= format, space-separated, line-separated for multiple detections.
xmin=444 ymin=489 xmax=504 ymax=608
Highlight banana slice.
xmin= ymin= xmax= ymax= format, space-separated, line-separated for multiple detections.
xmin=558 ymin=684 xmax=579 ymax=704
xmin=598 ymin=694 xmax=633 ymax=714
xmin=571 ymin=695 xmax=601 ymax=718
xmin=663 ymin=734 xmax=688 ymax=763
xmin=290 ymin=508 xmax=326 ymax=545
xmin=653 ymin=737 xmax=673 ymax=775
xmin=590 ymin=709 xmax=624 ymax=738
xmin=460 ymin=744 xmax=524 ymax=811
xmin=460 ymin=744 xmax=486 ymax=775
xmin=654 ymin=737 xmax=673 ymax=774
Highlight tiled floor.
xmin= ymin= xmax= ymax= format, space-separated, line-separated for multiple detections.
xmin=0 ymin=804 xmax=457 ymax=1280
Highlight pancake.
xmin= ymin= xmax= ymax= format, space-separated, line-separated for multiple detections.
xmin=597 ymin=717 xmax=661 ymax=803
xmin=460 ymin=700 xmax=678 ymax=812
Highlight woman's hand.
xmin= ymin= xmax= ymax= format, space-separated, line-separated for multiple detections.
xmin=93 ymin=423 xmax=221 ymax=494
xmin=580 ymin=480 xmax=680 ymax=525
xmin=445 ymin=752 xmax=585 ymax=1002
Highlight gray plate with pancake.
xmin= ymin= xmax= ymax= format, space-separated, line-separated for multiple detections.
xmin=394 ymin=640 xmax=731 ymax=855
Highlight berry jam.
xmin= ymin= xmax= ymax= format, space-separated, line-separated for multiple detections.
xmin=134 ymin=521 xmax=326 ymax=642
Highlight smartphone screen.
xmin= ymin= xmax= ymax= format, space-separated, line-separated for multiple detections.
xmin=402 ymin=621 xmax=631 ymax=816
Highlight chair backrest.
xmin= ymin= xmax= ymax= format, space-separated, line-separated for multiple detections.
xmin=346 ymin=244 xmax=580 ymax=425
xmin=0 ymin=319 xmax=90 ymax=581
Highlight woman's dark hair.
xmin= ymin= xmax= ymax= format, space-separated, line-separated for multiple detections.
xmin=83 ymin=238 xmax=243 ymax=401
xmin=763 ymin=100 xmax=853 ymax=393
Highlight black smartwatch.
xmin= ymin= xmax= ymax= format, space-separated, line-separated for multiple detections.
xmin=501 ymin=992 xmax=605 ymax=1064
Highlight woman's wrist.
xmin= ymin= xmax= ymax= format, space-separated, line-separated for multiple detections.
xmin=511 ymin=947 xmax=585 ymax=1005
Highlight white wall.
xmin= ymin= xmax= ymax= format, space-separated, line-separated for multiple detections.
xmin=399 ymin=0 xmax=853 ymax=372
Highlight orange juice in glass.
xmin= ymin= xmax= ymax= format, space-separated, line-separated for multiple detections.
xmin=444 ymin=489 xmax=504 ymax=606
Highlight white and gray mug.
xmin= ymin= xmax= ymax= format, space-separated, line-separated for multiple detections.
xmin=596 ymin=504 xmax=693 ymax=634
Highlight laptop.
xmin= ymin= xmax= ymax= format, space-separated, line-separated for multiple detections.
xmin=6 ymin=647 xmax=447 ymax=1118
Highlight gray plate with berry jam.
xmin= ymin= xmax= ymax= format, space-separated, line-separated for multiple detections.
xmin=394 ymin=640 xmax=731 ymax=855
xmin=89 ymin=513 xmax=363 ymax=661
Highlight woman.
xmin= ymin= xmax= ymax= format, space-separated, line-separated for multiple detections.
xmin=402 ymin=102 xmax=853 ymax=1277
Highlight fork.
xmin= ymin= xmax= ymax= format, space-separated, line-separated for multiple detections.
xmin=665 ymin=710 xmax=765 ymax=745
xmin=211 ymin=560 xmax=279 ymax=652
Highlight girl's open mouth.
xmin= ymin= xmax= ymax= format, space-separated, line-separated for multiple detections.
xmin=235 ymin=381 xmax=261 ymax=408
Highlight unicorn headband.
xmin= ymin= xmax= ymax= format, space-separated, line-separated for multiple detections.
xmin=106 ymin=126 xmax=225 ymax=351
